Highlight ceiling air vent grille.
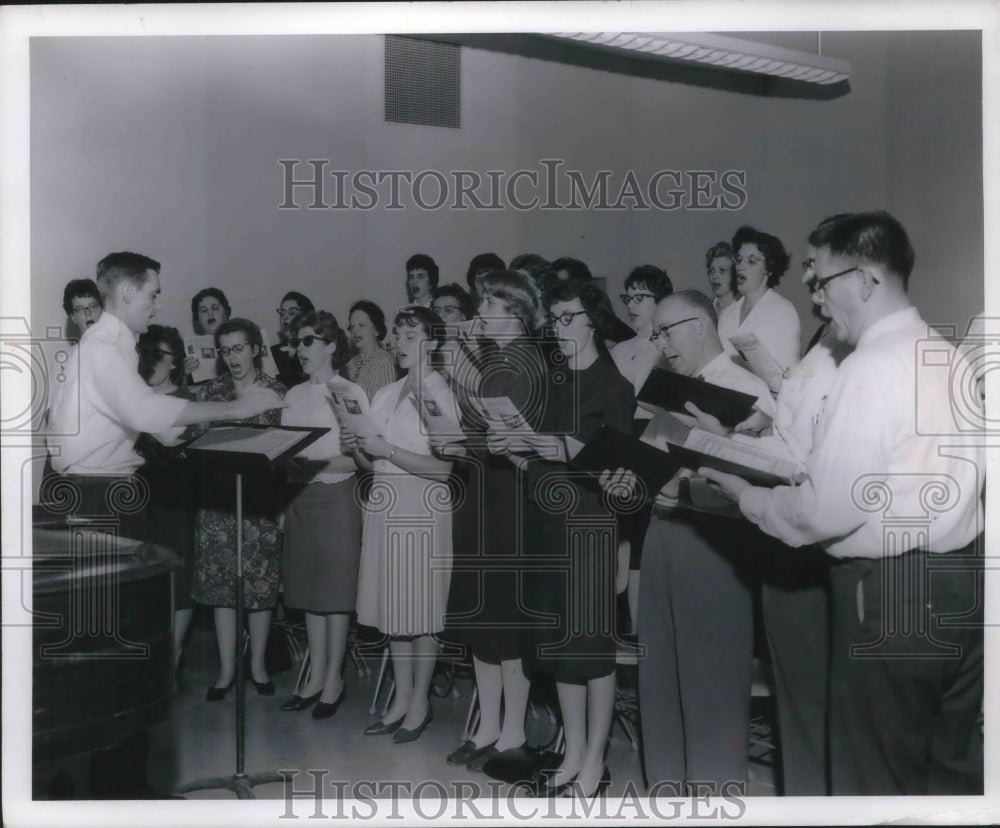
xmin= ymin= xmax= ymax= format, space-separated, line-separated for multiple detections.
xmin=385 ymin=35 xmax=461 ymax=129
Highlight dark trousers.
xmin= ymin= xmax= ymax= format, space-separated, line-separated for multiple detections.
xmin=637 ymin=513 xmax=754 ymax=792
xmin=37 ymin=470 xmax=150 ymax=540
xmin=828 ymin=542 xmax=983 ymax=795
xmin=36 ymin=468 xmax=157 ymax=798
xmin=760 ymin=540 xmax=830 ymax=795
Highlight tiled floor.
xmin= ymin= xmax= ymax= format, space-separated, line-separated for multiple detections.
xmin=138 ymin=623 xmax=777 ymax=799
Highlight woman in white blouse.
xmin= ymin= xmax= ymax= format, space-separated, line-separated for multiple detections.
xmin=279 ymin=311 xmax=365 ymax=719
xmin=718 ymin=226 xmax=801 ymax=388
xmin=345 ymin=306 xmax=458 ymax=744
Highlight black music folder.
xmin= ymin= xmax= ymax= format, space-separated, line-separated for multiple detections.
xmin=636 ymin=367 xmax=758 ymax=428
xmin=571 ymin=425 xmax=682 ymax=500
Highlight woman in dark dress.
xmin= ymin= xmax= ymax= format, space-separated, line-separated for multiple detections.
xmin=135 ymin=324 xmax=198 ymax=676
xmin=439 ymin=271 xmax=550 ymax=773
xmin=497 ymin=279 xmax=634 ymax=798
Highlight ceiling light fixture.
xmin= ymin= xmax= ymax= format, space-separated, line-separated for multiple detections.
xmin=546 ymin=31 xmax=851 ymax=85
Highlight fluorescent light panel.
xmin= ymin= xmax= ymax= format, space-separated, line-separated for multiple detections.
xmin=548 ymin=31 xmax=851 ymax=85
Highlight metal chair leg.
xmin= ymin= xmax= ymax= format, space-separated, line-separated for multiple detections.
xmin=462 ymin=684 xmax=480 ymax=742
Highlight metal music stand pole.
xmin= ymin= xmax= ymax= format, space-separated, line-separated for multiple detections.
xmin=173 ymin=471 xmax=285 ymax=799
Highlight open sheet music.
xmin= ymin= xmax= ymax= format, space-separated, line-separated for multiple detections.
xmin=186 ymin=335 xmax=219 ymax=383
xmin=326 ymin=385 xmax=379 ymax=438
xmin=728 ymin=332 xmax=787 ymax=395
xmin=184 ymin=425 xmax=325 ymax=463
xmin=413 ymin=393 xmax=466 ymax=443
xmin=644 ymin=413 xmax=805 ymax=487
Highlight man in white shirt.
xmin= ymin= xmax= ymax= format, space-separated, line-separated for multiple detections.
xmin=613 ymin=290 xmax=774 ymax=793
xmin=704 ymin=212 xmax=984 ymax=795
xmin=42 ymin=251 xmax=285 ymax=798
xmin=47 ymin=252 xmax=283 ymax=485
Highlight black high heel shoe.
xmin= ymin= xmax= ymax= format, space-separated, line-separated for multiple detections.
xmin=249 ymin=677 xmax=275 ymax=696
xmin=205 ymin=678 xmax=235 ymax=702
xmin=392 ymin=707 xmax=433 ymax=744
xmin=280 ymin=691 xmax=321 ymax=712
xmin=312 ymin=687 xmax=346 ymax=720
xmin=364 ymin=716 xmax=405 ymax=736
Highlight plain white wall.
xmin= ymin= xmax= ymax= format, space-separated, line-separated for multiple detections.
xmin=29 ymin=30 xmax=982 ymax=351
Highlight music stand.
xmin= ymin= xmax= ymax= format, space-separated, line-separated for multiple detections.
xmin=171 ymin=424 xmax=327 ymax=799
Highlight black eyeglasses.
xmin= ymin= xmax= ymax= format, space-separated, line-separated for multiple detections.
xmin=71 ymin=302 xmax=101 ymax=316
xmin=807 ymin=266 xmax=878 ymax=297
xmin=649 ymin=317 xmax=698 ymax=343
xmin=544 ymin=310 xmax=590 ymax=327
xmin=140 ymin=346 xmax=175 ymax=361
xmin=620 ymin=292 xmax=656 ymax=307
xmin=289 ymin=335 xmax=330 ymax=349
xmin=218 ymin=343 xmax=250 ymax=357
xmin=276 ymin=307 xmax=302 ymax=317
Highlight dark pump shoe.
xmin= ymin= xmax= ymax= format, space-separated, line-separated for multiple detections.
xmin=312 ymin=687 xmax=346 ymax=720
xmin=205 ymin=678 xmax=235 ymax=702
xmin=249 ymin=677 xmax=275 ymax=696
xmin=280 ymin=691 xmax=321 ymax=712
xmin=484 ymin=744 xmax=557 ymax=783
xmin=364 ymin=716 xmax=405 ymax=736
xmin=392 ymin=708 xmax=433 ymax=744
xmin=446 ymin=740 xmax=497 ymax=767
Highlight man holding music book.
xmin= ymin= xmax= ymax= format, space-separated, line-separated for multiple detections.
xmin=700 ymin=212 xmax=985 ymax=796
xmin=598 ymin=289 xmax=774 ymax=793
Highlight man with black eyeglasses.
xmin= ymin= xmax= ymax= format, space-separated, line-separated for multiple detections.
xmin=704 ymin=211 xmax=985 ymax=796
xmin=604 ymin=289 xmax=773 ymax=794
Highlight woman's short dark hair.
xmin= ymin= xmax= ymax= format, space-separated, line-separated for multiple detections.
xmin=550 ymin=256 xmax=593 ymax=281
xmin=731 ymin=226 xmax=791 ymax=288
xmin=62 ymin=278 xmax=103 ymax=317
xmin=624 ymin=265 xmax=673 ymax=302
xmin=465 ymin=252 xmax=506 ymax=290
xmin=432 ymin=283 xmax=476 ymax=320
xmin=393 ymin=305 xmax=447 ymax=365
xmin=349 ymin=300 xmax=388 ymax=341
xmin=291 ymin=310 xmax=351 ymax=371
xmin=478 ymin=270 xmax=543 ymax=334
xmin=190 ymin=287 xmax=232 ymax=335
xmin=215 ymin=317 xmax=265 ymax=373
xmin=281 ymin=291 xmax=315 ymax=314
xmin=544 ymin=278 xmax=619 ymax=343
xmin=138 ymin=324 xmax=187 ymax=389
xmin=405 ymin=254 xmax=440 ymax=288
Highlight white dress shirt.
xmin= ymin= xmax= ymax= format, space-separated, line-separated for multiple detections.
xmin=698 ymin=351 xmax=776 ymax=419
xmin=281 ymin=377 xmax=367 ymax=484
xmin=753 ymin=328 xmax=851 ymax=464
xmin=718 ymin=288 xmax=802 ymax=380
xmin=739 ymin=307 xmax=984 ymax=558
xmin=47 ymin=311 xmax=187 ymax=475
xmin=610 ymin=335 xmax=662 ymax=420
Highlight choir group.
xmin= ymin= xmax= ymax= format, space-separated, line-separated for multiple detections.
xmin=46 ymin=210 xmax=985 ymax=800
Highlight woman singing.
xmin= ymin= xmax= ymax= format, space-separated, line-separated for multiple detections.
xmin=278 ymin=311 xmax=364 ymax=719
